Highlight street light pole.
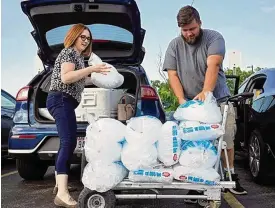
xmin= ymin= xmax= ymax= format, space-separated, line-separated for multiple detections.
xmin=247 ymin=65 xmax=254 ymax=73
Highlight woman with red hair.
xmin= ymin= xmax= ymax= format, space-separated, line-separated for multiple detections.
xmin=46 ymin=23 xmax=110 ymax=207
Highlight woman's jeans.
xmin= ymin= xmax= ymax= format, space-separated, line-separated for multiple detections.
xmin=46 ymin=91 xmax=79 ymax=175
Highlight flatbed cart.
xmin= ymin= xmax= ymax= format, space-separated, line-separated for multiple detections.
xmin=78 ymin=92 xmax=254 ymax=208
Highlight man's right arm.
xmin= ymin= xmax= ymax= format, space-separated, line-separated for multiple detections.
xmin=163 ymin=40 xmax=186 ymax=104
xmin=167 ymin=70 xmax=186 ymax=104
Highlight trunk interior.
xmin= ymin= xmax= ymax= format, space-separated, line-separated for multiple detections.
xmin=33 ymin=67 xmax=139 ymax=124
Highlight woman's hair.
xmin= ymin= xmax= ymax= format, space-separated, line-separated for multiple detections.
xmin=64 ymin=23 xmax=92 ymax=57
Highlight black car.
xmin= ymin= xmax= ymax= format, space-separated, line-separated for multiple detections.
xmin=1 ymin=89 xmax=16 ymax=159
xmin=235 ymin=68 xmax=275 ymax=184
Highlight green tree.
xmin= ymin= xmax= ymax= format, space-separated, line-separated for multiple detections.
xmin=152 ymin=80 xmax=178 ymax=111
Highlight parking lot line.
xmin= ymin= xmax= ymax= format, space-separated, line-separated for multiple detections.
xmin=223 ymin=192 xmax=245 ymax=208
xmin=1 ymin=171 xmax=18 ymax=178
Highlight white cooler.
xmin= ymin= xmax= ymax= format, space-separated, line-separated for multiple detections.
xmin=75 ymin=88 xmax=125 ymax=121
xmin=38 ymin=88 xmax=125 ymax=122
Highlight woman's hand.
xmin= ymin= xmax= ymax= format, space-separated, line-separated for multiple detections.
xmin=89 ymin=63 xmax=111 ymax=75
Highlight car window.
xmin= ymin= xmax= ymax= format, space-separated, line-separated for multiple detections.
xmin=259 ymin=96 xmax=275 ymax=112
xmin=1 ymin=92 xmax=16 ymax=109
xmin=238 ymin=79 xmax=249 ymax=94
xmin=247 ymin=76 xmax=267 ymax=102
xmin=270 ymin=97 xmax=275 ymax=110
xmin=46 ymin=24 xmax=133 ymax=46
xmin=252 ymin=97 xmax=264 ymax=112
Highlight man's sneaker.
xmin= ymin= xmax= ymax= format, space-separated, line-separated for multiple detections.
xmin=225 ymin=172 xmax=247 ymax=195
xmin=184 ymin=190 xmax=202 ymax=204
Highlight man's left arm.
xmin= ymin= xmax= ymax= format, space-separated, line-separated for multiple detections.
xmin=194 ymin=37 xmax=225 ymax=101
xmin=203 ymin=54 xmax=223 ymax=92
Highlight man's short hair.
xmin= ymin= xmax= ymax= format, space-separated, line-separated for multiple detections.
xmin=177 ymin=5 xmax=201 ymax=27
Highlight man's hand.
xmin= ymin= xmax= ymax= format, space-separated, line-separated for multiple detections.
xmin=193 ymin=90 xmax=209 ymax=102
xmin=178 ymin=98 xmax=187 ymax=105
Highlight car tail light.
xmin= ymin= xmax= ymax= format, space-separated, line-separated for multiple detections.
xmin=141 ymin=85 xmax=159 ymax=100
xmin=16 ymin=86 xmax=31 ymax=101
xmin=11 ymin=135 xmax=36 ymax=139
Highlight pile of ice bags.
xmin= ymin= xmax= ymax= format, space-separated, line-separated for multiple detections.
xmin=82 ymin=94 xmax=224 ymax=191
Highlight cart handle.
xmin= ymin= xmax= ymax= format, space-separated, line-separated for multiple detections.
xmin=226 ymin=92 xmax=254 ymax=104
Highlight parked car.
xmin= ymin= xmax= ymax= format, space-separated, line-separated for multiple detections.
xmin=8 ymin=0 xmax=166 ymax=180
xmin=234 ymin=68 xmax=275 ymax=184
xmin=1 ymin=89 xmax=16 ymax=159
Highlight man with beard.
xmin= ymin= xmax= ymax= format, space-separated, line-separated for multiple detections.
xmin=163 ymin=5 xmax=247 ymax=203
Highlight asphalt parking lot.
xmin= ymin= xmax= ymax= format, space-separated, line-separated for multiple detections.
xmin=1 ymin=156 xmax=275 ymax=208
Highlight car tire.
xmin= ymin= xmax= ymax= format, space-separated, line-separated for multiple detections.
xmin=16 ymin=158 xmax=48 ymax=180
xmin=248 ymin=129 xmax=268 ymax=184
xmin=78 ymin=187 xmax=116 ymax=208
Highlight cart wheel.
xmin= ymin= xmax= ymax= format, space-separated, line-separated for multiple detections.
xmin=204 ymin=200 xmax=221 ymax=208
xmin=198 ymin=199 xmax=209 ymax=207
xmin=78 ymin=187 xmax=116 ymax=208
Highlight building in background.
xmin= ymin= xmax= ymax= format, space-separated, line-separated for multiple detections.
xmin=228 ymin=50 xmax=242 ymax=74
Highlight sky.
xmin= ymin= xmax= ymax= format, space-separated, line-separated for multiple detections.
xmin=1 ymin=0 xmax=275 ymax=97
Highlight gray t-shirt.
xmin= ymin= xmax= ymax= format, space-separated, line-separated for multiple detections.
xmin=163 ymin=29 xmax=230 ymax=100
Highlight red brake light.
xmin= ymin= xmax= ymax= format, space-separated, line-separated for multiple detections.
xmin=16 ymin=86 xmax=31 ymax=101
xmin=11 ymin=135 xmax=36 ymax=139
xmin=141 ymin=85 xmax=159 ymax=100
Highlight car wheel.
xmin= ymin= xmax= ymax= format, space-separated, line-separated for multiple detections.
xmin=78 ymin=187 xmax=116 ymax=208
xmin=248 ymin=130 xmax=268 ymax=184
xmin=16 ymin=158 xmax=48 ymax=180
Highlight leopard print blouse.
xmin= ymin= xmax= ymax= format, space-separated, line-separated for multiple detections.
xmin=49 ymin=47 xmax=85 ymax=103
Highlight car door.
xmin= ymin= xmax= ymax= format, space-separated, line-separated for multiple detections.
xmin=236 ymin=78 xmax=250 ymax=118
xmin=1 ymin=90 xmax=16 ymax=152
xmin=238 ymin=74 xmax=267 ymax=147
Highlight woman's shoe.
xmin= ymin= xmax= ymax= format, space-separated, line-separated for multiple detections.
xmin=54 ymin=196 xmax=77 ymax=208
xmin=54 ymin=174 xmax=77 ymax=208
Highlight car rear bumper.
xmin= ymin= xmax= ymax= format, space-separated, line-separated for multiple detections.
xmin=9 ymin=135 xmax=48 ymax=154
xmin=9 ymin=135 xmax=85 ymax=163
xmin=9 ymin=152 xmax=83 ymax=165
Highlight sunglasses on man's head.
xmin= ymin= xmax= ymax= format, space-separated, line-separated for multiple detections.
xmin=79 ymin=35 xmax=91 ymax=42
